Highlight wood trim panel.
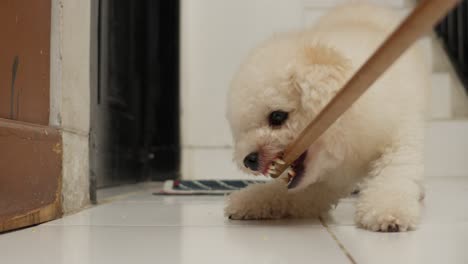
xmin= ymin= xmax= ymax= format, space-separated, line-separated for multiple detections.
xmin=0 ymin=118 xmax=62 ymax=232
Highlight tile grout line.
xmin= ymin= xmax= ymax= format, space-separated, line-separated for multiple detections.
xmin=319 ymin=217 xmax=357 ymax=264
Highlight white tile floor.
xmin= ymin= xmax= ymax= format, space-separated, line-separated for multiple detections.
xmin=1 ymin=177 xmax=468 ymax=264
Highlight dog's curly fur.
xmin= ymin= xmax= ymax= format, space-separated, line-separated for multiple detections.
xmin=225 ymin=3 xmax=429 ymax=232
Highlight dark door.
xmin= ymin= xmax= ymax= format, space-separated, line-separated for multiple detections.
xmin=91 ymin=0 xmax=181 ymax=196
xmin=436 ymin=0 xmax=468 ymax=91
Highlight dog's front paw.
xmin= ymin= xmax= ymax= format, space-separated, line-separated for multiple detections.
xmin=355 ymin=192 xmax=420 ymax=232
xmin=225 ymin=181 xmax=289 ymax=220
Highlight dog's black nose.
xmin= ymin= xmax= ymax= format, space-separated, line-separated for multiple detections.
xmin=243 ymin=152 xmax=259 ymax=171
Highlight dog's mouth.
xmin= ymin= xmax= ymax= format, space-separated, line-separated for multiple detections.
xmin=287 ymin=151 xmax=307 ymax=189
xmin=259 ymin=151 xmax=307 ymax=189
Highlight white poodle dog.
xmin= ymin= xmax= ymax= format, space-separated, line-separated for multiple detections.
xmin=225 ymin=3 xmax=429 ymax=232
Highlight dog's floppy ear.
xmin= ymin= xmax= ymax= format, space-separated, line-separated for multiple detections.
xmin=291 ymin=44 xmax=350 ymax=114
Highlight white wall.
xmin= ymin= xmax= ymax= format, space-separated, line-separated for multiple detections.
xmin=181 ymin=0 xmax=305 ymax=147
xmin=181 ymin=0 xmax=307 ymax=179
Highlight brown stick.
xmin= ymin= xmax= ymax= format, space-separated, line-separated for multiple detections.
xmin=271 ymin=0 xmax=460 ymax=179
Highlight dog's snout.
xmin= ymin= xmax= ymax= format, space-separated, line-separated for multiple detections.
xmin=243 ymin=152 xmax=259 ymax=171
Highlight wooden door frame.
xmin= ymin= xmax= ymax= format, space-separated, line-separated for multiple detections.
xmin=0 ymin=0 xmax=63 ymax=232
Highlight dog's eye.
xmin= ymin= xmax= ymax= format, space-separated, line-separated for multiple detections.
xmin=268 ymin=111 xmax=288 ymax=127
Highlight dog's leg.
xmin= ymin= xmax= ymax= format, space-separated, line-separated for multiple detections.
xmin=225 ymin=179 xmax=290 ymax=220
xmin=225 ymin=179 xmax=341 ymax=220
xmin=355 ymin=138 xmax=424 ymax=232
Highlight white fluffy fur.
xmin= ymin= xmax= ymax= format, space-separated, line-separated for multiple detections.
xmin=225 ymin=3 xmax=429 ymax=232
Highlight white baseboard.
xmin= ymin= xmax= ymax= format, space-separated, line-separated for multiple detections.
xmin=431 ymin=73 xmax=453 ymax=119
xmin=425 ymin=120 xmax=468 ymax=177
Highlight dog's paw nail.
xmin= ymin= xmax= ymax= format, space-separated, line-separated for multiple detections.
xmin=228 ymin=215 xmax=233 ymax=220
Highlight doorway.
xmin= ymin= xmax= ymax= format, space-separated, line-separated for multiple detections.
xmin=90 ymin=0 xmax=181 ymax=201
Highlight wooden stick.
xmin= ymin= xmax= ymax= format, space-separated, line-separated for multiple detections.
xmin=270 ymin=0 xmax=460 ymax=179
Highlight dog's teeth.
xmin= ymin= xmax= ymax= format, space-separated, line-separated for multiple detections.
xmin=274 ymin=158 xmax=286 ymax=165
xmin=287 ymin=168 xmax=296 ymax=177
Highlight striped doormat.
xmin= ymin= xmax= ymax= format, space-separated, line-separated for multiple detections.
xmin=157 ymin=180 xmax=267 ymax=195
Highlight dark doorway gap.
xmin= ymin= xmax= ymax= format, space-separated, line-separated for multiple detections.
xmin=90 ymin=0 xmax=180 ymax=201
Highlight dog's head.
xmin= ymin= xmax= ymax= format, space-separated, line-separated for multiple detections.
xmin=227 ymin=35 xmax=350 ymax=187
